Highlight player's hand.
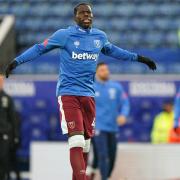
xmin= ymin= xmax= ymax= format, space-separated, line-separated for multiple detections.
xmin=117 ymin=115 xmax=126 ymax=126
xmin=137 ymin=55 xmax=157 ymax=70
xmin=5 ymin=60 xmax=18 ymax=78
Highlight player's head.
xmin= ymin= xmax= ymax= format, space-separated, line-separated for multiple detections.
xmin=0 ymin=75 xmax=4 ymax=90
xmin=163 ymin=100 xmax=173 ymax=113
xmin=74 ymin=3 xmax=93 ymax=29
xmin=96 ymin=62 xmax=110 ymax=81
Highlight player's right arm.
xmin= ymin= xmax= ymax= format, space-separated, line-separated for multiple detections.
xmin=117 ymin=85 xmax=130 ymax=126
xmin=174 ymin=88 xmax=180 ymax=128
xmin=5 ymin=29 xmax=67 ymax=78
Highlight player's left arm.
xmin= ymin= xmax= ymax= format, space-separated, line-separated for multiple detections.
xmin=117 ymin=85 xmax=130 ymax=126
xmin=101 ymin=34 xmax=157 ymax=70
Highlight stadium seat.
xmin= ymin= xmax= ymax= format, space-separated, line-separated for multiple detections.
xmin=1 ymin=0 xmax=179 ymax=49
xmin=137 ymin=4 xmax=157 ymax=16
xmin=113 ymin=4 xmax=136 ymax=17
xmin=93 ymin=4 xmax=114 ymax=17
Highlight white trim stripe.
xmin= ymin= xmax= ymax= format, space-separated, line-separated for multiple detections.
xmin=58 ymin=96 xmax=68 ymax=134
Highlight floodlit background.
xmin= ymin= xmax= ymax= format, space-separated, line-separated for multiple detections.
xmin=0 ymin=0 xmax=180 ymax=179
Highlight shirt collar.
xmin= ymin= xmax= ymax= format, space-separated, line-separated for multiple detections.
xmin=96 ymin=78 xmax=109 ymax=85
xmin=75 ymin=25 xmax=92 ymax=34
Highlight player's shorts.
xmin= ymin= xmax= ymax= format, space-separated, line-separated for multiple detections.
xmin=58 ymin=95 xmax=95 ymax=139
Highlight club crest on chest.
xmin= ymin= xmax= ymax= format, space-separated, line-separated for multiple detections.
xmin=74 ymin=41 xmax=80 ymax=48
xmin=109 ymin=88 xmax=116 ymax=99
xmin=94 ymin=39 xmax=101 ymax=48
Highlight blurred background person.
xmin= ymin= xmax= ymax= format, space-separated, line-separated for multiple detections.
xmin=8 ymin=111 xmax=21 ymax=180
xmin=0 ymin=75 xmax=20 ymax=180
xmin=89 ymin=62 xmax=130 ymax=180
xmin=169 ymin=88 xmax=180 ymax=143
xmin=174 ymin=88 xmax=180 ymax=131
xmin=151 ymin=100 xmax=174 ymax=144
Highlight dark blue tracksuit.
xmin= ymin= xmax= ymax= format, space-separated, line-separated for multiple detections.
xmin=92 ymin=80 xmax=130 ymax=180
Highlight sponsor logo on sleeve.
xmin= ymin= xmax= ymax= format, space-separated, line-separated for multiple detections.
xmin=43 ymin=39 xmax=48 ymax=47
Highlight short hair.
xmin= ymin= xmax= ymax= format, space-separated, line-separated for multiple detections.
xmin=96 ymin=62 xmax=107 ymax=70
xmin=74 ymin=2 xmax=92 ymax=15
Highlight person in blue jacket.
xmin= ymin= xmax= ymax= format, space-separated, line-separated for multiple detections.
xmin=174 ymin=88 xmax=180 ymax=129
xmin=90 ymin=62 xmax=130 ymax=180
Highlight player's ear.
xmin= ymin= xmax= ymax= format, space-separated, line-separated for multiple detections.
xmin=73 ymin=14 xmax=78 ymax=23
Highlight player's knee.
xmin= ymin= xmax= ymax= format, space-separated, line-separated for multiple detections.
xmin=68 ymin=135 xmax=85 ymax=149
xmin=83 ymin=139 xmax=91 ymax=153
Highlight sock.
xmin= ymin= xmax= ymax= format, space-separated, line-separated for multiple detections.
xmin=72 ymin=173 xmax=76 ymax=180
xmin=83 ymin=153 xmax=88 ymax=169
xmin=83 ymin=153 xmax=89 ymax=179
xmin=70 ymin=147 xmax=86 ymax=180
